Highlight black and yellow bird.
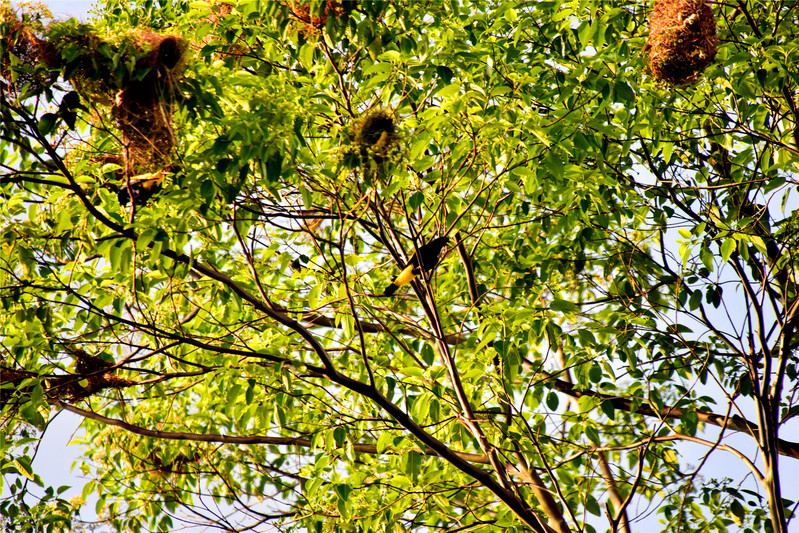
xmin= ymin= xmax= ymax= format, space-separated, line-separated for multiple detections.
xmin=117 ymin=171 xmax=166 ymax=206
xmin=383 ymin=236 xmax=449 ymax=296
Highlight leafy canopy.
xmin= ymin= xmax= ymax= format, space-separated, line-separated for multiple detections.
xmin=1 ymin=1 xmax=798 ymax=532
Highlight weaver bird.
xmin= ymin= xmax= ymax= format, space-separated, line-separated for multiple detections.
xmin=117 ymin=171 xmax=166 ymax=206
xmin=383 ymin=236 xmax=449 ymax=296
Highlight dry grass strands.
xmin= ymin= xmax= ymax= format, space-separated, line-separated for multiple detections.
xmin=646 ymin=0 xmax=717 ymax=85
xmin=208 ymin=1 xmax=234 ymax=23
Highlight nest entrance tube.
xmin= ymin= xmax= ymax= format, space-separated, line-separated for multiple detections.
xmin=646 ymin=0 xmax=717 ymax=85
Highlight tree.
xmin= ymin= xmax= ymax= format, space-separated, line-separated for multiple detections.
xmin=1 ymin=0 xmax=798 ymax=531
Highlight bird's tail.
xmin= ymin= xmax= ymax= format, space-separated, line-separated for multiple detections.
xmin=383 ymin=283 xmax=399 ymax=296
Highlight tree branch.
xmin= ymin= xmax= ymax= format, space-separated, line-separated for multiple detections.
xmin=540 ymin=373 xmax=799 ymax=460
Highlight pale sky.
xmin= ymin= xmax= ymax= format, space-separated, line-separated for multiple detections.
xmin=32 ymin=0 xmax=97 ymax=19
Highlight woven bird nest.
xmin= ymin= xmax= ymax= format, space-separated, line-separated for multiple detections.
xmin=111 ymin=32 xmax=186 ymax=174
xmin=0 ymin=7 xmax=58 ymax=96
xmin=45 ymin=27 xmax=186 ymax=174
xmin=646 ymin=0 xmax=717 ymax=85
xmin=353 ymin=109 xmax=399 ymax=164
xmin=288 ymin=1 xmax=356 ymax=35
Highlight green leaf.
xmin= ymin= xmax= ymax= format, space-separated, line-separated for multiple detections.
xmin=682 ymin=410 xmax=699 ymax=436
xmin=586 ymin=495 xmax=601 ymax=516
xmin=578 ymin=22 xmax=597 ymax=47
xmin=14 ymin=458 xmax=35 ymax=481
xmin=588 ymin=363 xmax=602 ymax=383
xmin=577 ymin=328 xmax=596 ymax=347
xmin=600 ymin=400 xmax=615 ymax=420
xmin=436 ymin=65 xmax=454 ymax=84
xmin=551 ymin=299 xmax=579 ymax=313
xmin=585 ymin=424 xmax=601 ymax=446
xmin=333 ymin=426 xmax=346 ymax=447
xmin=403 ymin=450 xmax=421 ymax=484
xmin=333 ymin=482 xmax=352 ymax=502
xmin=546 ymin=391 xmax=559 ymax=411
xmin=38 ymin=113 xmax=58 ymax=135
xmin=299 ymin=43 xmax=315 ymax=70
xmin=612 ymin=81 xmax=635 ymax=103
xmin=408 ymin=191 xmax=424 ymax=211
xmin=301 ymin=186 xmax=313 ymax=210
xmin=504 ymin=7 xmax=517 ymax=23
xmin=546 ymin=151 xmax=563 ymax=180
xmin=700 ymin=245 xmax=714 ymax=272
xmin=265 ymin=145 xmax=283 ymax=183
xmin=436 ymin=82 xmax=461 ymax=99
xmin=376 ymin=432 xmax=394 ymax=454
xmin=245 ymin=380 xmax=255 ymax=404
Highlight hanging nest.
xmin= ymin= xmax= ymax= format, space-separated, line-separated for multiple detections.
xmin=42 ymin=25 xmax=187 ymax=174
xmin=111 ymin=32 xmax=187 ymax=174
xmin=646 ymin=0 xmax=717 ymax=85
xmin=197 ymin=1 xmax=247 ymax=61
xmin=61 ymin=349 xmax=136 ymax=400
xmin=4 ymin=17 xmax=188 ymax=176
xmin=0 ymin=5 xmax=58 ymax=96
xmin=2 ymin=11 xmax=187 ymax=205
xmin=287 ymin=1 xmax=356 ymax=35
xmin=45 ymin=28 xmax=111 ymax=103
xmin=352 ymin=109 xmax=400 ymax=165
xmin=208 ymin=1 xmax=235 ymax=23
xmin=0 ymin=350 xmax=135 ymax=405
